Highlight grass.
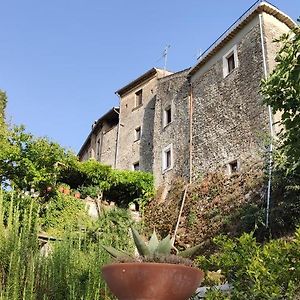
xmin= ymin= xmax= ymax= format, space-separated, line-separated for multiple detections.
xmin=0 ymin=190 xmax=134 ymax=300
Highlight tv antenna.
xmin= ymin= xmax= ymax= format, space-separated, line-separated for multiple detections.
xmin=197 ymin=49 xmax=202 ymax=60
xmin=163 ymin=45 xmax=171 ymax=71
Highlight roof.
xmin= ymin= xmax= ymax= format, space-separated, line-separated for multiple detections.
xmin=189 ymin=1 xmax=297 ymax=76
xmin=78 ymin=107 xmax=119 ymax=157
xmin=115 ymin=68 xmax=171 ymax=96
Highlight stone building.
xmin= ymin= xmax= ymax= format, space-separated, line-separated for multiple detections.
xmin=79 ymin=1 xmax=296 ymax=187
xmin=78 ymin=107 xmax=119 ymax=166
xmin=115 ymin=68 xmax=172 ymax=172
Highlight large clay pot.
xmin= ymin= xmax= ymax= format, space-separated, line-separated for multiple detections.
xmin=102 ymin=262 xmax=204 ymax=300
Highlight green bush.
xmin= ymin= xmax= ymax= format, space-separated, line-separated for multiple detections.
xmin=107 ymin=169 xmax=154 ymax=208
xmin=196 ymin=230 xmax=300 ymax=299
xmin=61 ymin=159 xmax=154 ymax=208
xmin=41 ymin=193 xmax=92 ymax=235
xmin=0 ymin=190 xmax=134 ymax=300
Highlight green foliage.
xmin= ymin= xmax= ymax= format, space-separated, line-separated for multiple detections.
xmin=79 ymin=185 xmax=103 ymax=198
xmin=0 ymin=191 xmax=134 ymax=300
xmin=267 ymin=150 xmax=300 ymax=237
xmin=62 ymin=159 xmax=154 ymax=207
xmin=103 ymin=227 xmax=201 ymax=262
xmin=196 ymin=231 xmax=300 ymax=299
xmin=0 ymin=126 xmax=78 ymax=191
xmin=261 ymin=24 xmax=300 ymax=169
xmin=0 ymin=90 xmax=7 ymax=126
xmin=60 ymin=159 xmax=111 ymax=191
xmin=41 ymin=193 xmax=92 ymax=235
xmin=0 ymin=124 xmax=153 ymax=208
xmin=107 ymin=169 xmax=154 ymax=207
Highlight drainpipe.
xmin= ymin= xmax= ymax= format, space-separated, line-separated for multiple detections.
xmin=114 ymin=105 xmax=120 ymax=169
xmin=259 ymin=13 xmax=274 ymax=229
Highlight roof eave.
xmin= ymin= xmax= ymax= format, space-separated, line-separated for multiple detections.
xmin=115 ymin=68 xmax=164 ymax=97
xmin=77 ymin=107 xmax=119 ymax=157
xmin=189 ymin=1 xmax=297 ymax=77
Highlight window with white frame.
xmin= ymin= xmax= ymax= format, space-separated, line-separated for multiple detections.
xmin=162 ymin=144 xmax=173 ymax=172
xmin=163 ymin=105 xmax=172 ymax=127
xmin=223 ymin=45 xmax=238 ymax=77
xmin=134 ymin=126 xmax=141 ymax=141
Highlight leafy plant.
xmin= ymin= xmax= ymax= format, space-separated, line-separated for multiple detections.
xmin=261 ymin=23 xmax=300 ymax=170
xmin=196 ymin=230 xmax=300 ymax=299
xmin=103 ymin=227 xmax=201 ymax=265
xmin=0 ymin=190 xmax=134 ymax=300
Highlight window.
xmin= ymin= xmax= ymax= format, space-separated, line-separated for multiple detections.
xmin=96 ymin=138 xmax=101 ymax=160
xmin=223 ymin=45 xmax=238 ymax=77
xmin=135 ymin=89 xmax=143 ymax=107
xmin=134 ymin=126 xmax=141 ymax=141
xmin=227 ymin=53 xmax=235 ymax=73
xmin=162 ymin=144 xmax=173 ymax=172
xmin=133 ymin=161 xmax=140 ymax=171
xmin=228 ymin=160 xmax=239 ymax=175
xmin=163 ymin=105 xmax=172 ymax=127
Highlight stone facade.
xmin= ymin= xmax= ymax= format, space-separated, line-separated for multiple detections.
xmin=78 ymin=108 xmax=119 ymax=166
xmin=115 ymin=68 xmax=172 ymax=172
xmin=153 ymin=69 xmax=190 ymax=186
xmin=79 ymin=2 xmax=296 ymax=187
xmin=190 ymin=19 xmax=268 ymax=178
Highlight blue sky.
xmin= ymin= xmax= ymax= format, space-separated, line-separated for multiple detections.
xmin=1 ymin=0 xmax=298 ymax=153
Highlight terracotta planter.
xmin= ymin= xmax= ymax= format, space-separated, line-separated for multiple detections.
xmin=58 ymin=186 xmax=64 ymax=193
xmin=63 ymin=188 xmax=70 ymax=195
xmin=74 ymin=192 xmax=81 ymax=199
xmin=102 ymin=262 xmax=204 ymax=300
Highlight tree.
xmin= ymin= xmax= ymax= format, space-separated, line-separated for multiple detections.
xmin=0 ymin=125 xmax=78 ymax=191
xmin=0 ymin=90 xmax=7 ymax=126
xmin=261 ymin=23 xmax=300 ymax=170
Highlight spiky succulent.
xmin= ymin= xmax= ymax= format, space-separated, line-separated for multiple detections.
xmin=102 ymin=227 xmax=201 ymax=262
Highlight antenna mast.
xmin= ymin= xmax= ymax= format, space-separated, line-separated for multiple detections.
xmin=163 ymin=45 xmax=170 ymax=71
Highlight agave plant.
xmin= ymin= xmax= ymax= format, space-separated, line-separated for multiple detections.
xmin=102 ymin=227 xmax=201 ymax=262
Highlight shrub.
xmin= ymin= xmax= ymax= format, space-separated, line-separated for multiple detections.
xmin=41 ymin=193 xmax=92 ymax=235
xmin=107 ymin=169 xmax=154 ymax=208
xmin=196 ymin=230 xmax=300 ymax=299
xmin=61 ymin=159 xmax=154 ymax=208
xmin=0 ymin=190 xmax=134 ymax=299
xmin=144 ymin=163 xmax=264 ymax=252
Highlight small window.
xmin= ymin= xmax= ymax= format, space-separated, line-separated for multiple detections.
xmin=162 ymin=144 xmax=173 ymax=172
xmin=135 ymin=126 xmax=141 ymax=141
xmin=163 ymin=105 xmax=172 ymax=127
xmin=96 ymin=138 xmax=101 ymax=159
xmin=133 ymin=162 xmax=140 ymax=171
xmin=223 ymin=45 xmax=238 ymax=77
xmin=135 ymin=89 xmax=143 ymax=107
xmin=227 ymin=53 xmax=235 ymax=73
xmin=228 ymin=160 xmax=239 ymax=174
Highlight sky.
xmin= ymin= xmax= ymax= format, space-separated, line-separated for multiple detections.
xmin=0 ymin=0 xmax=299 ymax=153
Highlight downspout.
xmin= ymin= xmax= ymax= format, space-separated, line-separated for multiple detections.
xmin=259 ymin=13 xmax=274 ymax=229
xmin=114 ymin=105 xmax=120 ymax=169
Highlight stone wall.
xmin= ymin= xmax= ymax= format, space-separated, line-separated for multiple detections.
xmin=153 ymin=69 xmax=190 ymax=187
xmin=101 ymin=125 xmax=118 ymax=167
xmin=79 ymin=119 xmax=118 ymax=166
xmin=190 ymin=22 xmax=269 ymax=179
xmin=117 ymin=76 xmax=157 ymax=172
xmin=263 ymin=13 xmax=292 ymax=133
xmin=117 ymin=70 xmax=169 ymax=172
